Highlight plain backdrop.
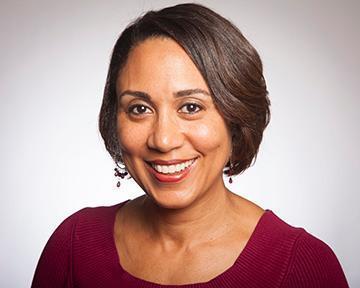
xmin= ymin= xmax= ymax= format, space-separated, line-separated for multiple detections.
xmin=0 ymin=0 xmax=359 ymax=287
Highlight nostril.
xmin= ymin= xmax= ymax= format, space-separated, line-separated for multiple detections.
xmin=146 ymin=122 xmax=185 ymax=153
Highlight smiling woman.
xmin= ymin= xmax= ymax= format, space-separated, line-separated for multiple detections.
xmin=115 ymin=37 xmax=234 ymax=209
xmin=31 ymin=3 xmax=349 ymax=288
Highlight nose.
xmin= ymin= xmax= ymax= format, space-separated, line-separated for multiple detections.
xmin=147 ymin=110 xmax=184 ymax=153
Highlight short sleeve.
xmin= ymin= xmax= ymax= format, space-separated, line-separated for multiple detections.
xmin=31 ymin=208 xmax=86 ymax=288
xmin=282 ymin=231 xmax=349 ymax=288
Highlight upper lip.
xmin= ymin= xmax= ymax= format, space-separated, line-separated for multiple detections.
xmin=147 ymin=157 xmax=198 ymax=165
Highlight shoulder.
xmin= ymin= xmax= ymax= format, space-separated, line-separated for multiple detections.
xmin=281 ymin=229 xmax=349 ymax=287
xmin=45 ymin=202 xmax=124 ymax=237
xmin=31 ymin=200 xmax=129 ymax=287
xmin=59 ymin=200 xmax=130 ymax=231
xmin=250 ymin=210 xmax=305 ymax=256
xmin=246 ymin=211 xmax=348 ymax=287
xmin=262 ymin=212 xmax=349 ymax=288
xmin=46 ymin=200 xmax=130 ymax=250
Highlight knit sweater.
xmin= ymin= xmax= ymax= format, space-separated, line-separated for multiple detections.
xmin=31 ymin=200 xmax=349 ymax=287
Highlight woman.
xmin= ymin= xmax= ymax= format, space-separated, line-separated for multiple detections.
xmin=32 ymin=3 xmax=349 ymax=287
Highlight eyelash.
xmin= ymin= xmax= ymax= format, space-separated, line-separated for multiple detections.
xmin=127 ymin=103 xmax=203 ymax=116
xmin=179 ymin=103 xmax=203 ymax=114
xmin=127 ymin=104 xmax=151 ymax=115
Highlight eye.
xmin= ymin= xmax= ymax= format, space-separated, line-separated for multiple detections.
xmin=127 ymin=104 xmax=152 ymax=115
xmin=178 ymin=103 xmax=203 ymax=114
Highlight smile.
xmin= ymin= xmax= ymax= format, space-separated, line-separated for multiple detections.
xmin=145 ymin=157 xmax=198 ymax=183
xmin=151 ymin=158 xmax=196 ymax=174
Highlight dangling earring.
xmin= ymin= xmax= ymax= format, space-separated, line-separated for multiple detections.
xmin=228 ymin=161 xmax=233 ymax=184
xmin=114 ymin=161 xmax=128 ymax=188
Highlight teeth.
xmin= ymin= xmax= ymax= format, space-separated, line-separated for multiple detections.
xmin=162 ymin=165 xmax=169 ymax=173
xmin=151 ymin=158 xmax=196 ymax=174
xmin=168 ymin=165 xmax=176 ymax=173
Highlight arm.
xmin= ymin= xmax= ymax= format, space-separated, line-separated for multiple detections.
xmin=281 ymin=231 xmax=349 ymax=288
xmin=31 ymin=209 xmax=85 ymax=288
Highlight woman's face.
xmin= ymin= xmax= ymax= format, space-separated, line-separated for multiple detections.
xmin=116 ymin=37 xmax=232 ymax=209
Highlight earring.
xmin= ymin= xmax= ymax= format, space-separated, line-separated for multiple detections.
xmin=228 ymin=161 xmax=233 ymax=184
xmin=114 ymin=162 xmax=128 ymax=188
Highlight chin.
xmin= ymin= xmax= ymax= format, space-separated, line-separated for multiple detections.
xmin=147 ymin=190 xmax=197 ymax=210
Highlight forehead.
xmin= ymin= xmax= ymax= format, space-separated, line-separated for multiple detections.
xmin=116 ymin=37 xmax=209 ymax=94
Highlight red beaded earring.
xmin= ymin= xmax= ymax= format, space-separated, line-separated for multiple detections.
xmin=114 ymin=162 xmax=129 ymax=188
xmin=229 ymin=160 xmax=233 ymax=184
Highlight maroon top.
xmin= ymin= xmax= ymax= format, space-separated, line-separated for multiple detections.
xmin=32 ymin=200 xmax=349 ymax=287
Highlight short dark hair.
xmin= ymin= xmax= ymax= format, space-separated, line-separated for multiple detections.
xmin=99 ymin=3 xmax=270 ymax=177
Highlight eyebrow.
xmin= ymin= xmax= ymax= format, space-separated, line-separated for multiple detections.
xmin=118 ymin=88 xmax=210 ymax=101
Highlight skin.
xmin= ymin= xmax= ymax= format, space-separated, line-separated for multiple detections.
xmin=114 ymin=37 xmax=264 ymax=285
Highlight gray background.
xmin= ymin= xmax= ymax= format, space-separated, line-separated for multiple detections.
xmin=0 ymin=0 xmax=359 ymax=287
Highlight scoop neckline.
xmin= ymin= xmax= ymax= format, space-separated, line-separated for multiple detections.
xmin=109 ymin=199 xmax=272 ymax=287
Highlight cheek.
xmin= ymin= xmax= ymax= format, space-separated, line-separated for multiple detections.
xmin=188 ymin=118 xmax=231 ymax=154
xmin=117 ymin=115 xmax=147 ymax=155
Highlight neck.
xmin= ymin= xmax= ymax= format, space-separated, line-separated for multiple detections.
xmin=140 ymin=182 xmax=238 ymax=251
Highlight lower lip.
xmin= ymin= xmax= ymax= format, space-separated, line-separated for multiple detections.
xmin=145 ymin=158 xmax=197 ymax=183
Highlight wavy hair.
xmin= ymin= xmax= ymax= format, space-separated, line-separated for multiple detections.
xmin=99 ymin=3 xmax=270 ymax=176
